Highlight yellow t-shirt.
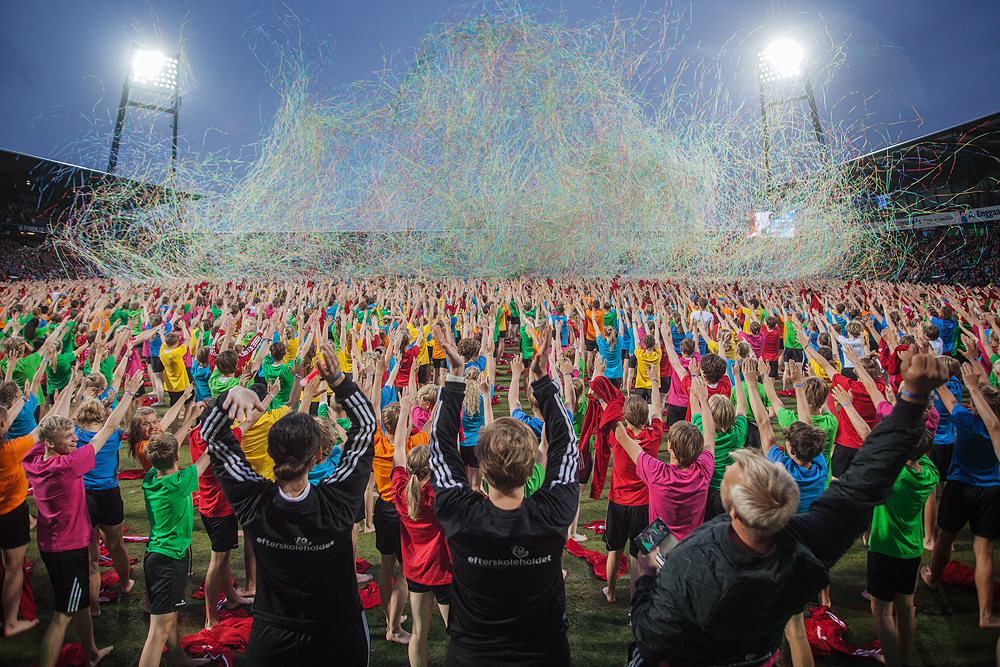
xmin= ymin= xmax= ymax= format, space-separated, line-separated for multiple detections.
xmin=159 ymin=345 xmax=190 ymax=393
xmin=810 ymin=358 xmax=842 ymax=388
xmin=409 ymin=324 xmax=430 ymax=366
xmin=634 ymin=347 xmax=662 ymax=389
xmin=240 ymin=406 xmax=290 ymax=481
xmin=285 ymin=336 xmax=299 ymax=361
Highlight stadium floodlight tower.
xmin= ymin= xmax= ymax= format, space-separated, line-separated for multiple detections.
xmin=107 ymin=45 xmax=181 ymax=175
xmin=756 ymin=36 xmax=829 ymax=193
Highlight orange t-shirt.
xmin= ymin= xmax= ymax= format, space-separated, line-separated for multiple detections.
xmin=0 ymin=435 xmax=36 ymax=514
xmin=373 ymin=426 xmax=429 ymax=502
xmin=585 ymin=309 xmax=605 ymax=340
xmin=134 ymin=439 xmax=152 ymax=473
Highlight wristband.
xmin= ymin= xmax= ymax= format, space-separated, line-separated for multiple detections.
xmin=330 ymin=370 xmax=344 ymax=383
xmin=841 ymin=401 xmax=852 ymax=406
xmin=793 ymin=383 xmax=804 ymax=388
xmin=124 ymin=391 xmax=135 ymax=397
xmin=899 ymin=387 xmax=930 ymax=402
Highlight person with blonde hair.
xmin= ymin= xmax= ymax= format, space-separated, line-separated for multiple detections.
xmin=392 ymin=384 xmax=451 ymax=667
xmin=428 ymin=321 xmax=578 ymax=666
xmin=628 ymin=346 xmax=952 ymax=667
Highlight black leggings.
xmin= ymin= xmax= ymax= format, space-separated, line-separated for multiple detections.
xmin=246 ymin=610 xmax=369 ymax=666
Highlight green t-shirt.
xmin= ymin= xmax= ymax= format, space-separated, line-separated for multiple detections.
xmin=524 ymin=463 xmax=546 ymax=498
xmin=208 ymin=368 xmax=240 ymax=398
xmin=990 ymin=353 xmax=999 ymax=390
xmin=603 ymin=309 xmax=618 ymax=329
xmin=261 ymin=356 xmax=295 ymax=409
xmin=45 ymin=352 xmax=77 ymax=394
xmin=694 ymin=413 xmax=748 ymax=490
xmin=731 ymin=382 xmax=770 ymax=422
xmin=573 ymin=393 xmax=589 ymax=440
xmin=100 ymin=355 xmax=117 ymax=388
xmin=869 ymin=456 xmax=939 ymax=559
xmin=783 ymin=316 xmax=803 ymax=349
xmin=12 ymin=352 xmax=43 ymax=394
xmin=143 ymin=465 xmax=199 ymax=559
xmin=519 ymin=326 xmax=534 ymax=358
xmin=777 ymin=408 xmax=839 ymax=484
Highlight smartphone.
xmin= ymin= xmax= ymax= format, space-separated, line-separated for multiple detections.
xmin=636 ymin=518 xmax=679 ymax=567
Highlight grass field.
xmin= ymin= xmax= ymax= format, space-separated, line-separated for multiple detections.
xmin=3 ymin=361 xmax=1000 ymax=666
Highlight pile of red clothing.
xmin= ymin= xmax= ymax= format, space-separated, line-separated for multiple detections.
xmin=564 ymin=539 xmax=628 ymax=581
xmin=804 ymin=606 xmax=881 ymax=659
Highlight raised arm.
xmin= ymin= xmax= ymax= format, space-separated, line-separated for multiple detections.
xmin=87 ymin=372 xmax=144 ymax=454
xmin=529 ymin=323 xmax=579 ymax=491
xmin=427 ymin=323 xmax=473 ymax=494
xmin=743 ymin=360 xmax=775 ymax=456
xmin=690 ymin=374 xmax=715 ymax=455
xmin=963 ymin=363 xmax=1000 ymax=456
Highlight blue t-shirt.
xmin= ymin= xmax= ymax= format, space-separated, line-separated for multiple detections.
xmin=461 ymin=389 xmax=492 ymax=448
xmin=596 ymin=336 xmax=623 ymax=379
xmin=7 ymin=393 xmax=38 ymax=440
xmin=767 ymin=446 xmax=827 ymax=513
xmin=465 ymin=355 xmax=487 ymax=373
xmin=308 ymin=447 xmax=343 ymax=484
xmin=511 ymin=407 xmax=543 ymax=441
xmin=551 ymin=314 xmax=569 ymax=346
xmin=932 ymin=377 xmax=961 ymax=445
xmin=669 ymin=325 xmax=686 ymax=353
xmin=77 ymin=426 xmax=123 ymax=490
xmin=948 ymin=405 xmax=1000 ymax=486
xmin=191 ymin=362 xmax=212 ymax=402
xmin=931 ymin=317 xmax=958 ymax=354
xmin=622 ymin=325 xmax=635 ymax=355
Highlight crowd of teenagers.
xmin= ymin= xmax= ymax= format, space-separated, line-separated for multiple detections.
xmin=0 ymin=276 xmax=998 ymax=667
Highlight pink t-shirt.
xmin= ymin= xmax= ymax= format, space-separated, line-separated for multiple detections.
xmin=636 ymin=448 xmax=714 ymax=541
xmin=666 ymin=354 xmax=699 ymax=408
xmin=22 ymin=443 xmax=95 ymax=552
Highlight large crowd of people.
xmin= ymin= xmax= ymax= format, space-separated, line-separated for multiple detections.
xmin=883 ymin=226 xmax=1000 ymax=285
xmin=0 ymin=276 xmax=998 ymax=667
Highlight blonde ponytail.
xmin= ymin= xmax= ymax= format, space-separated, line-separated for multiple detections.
xmin=463 ymin=367 xmax=482 ymax=416
xmin=405 ymin=445 xmax=431 ymax=521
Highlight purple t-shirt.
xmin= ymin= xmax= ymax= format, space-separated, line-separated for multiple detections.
xmin=22 ymin=442 xmax=95 ymax=552
xmin=636 ymin=448 xmax=714 ymax=540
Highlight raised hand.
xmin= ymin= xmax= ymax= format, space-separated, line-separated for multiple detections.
xmin=898 ymin=345 xmax=950 ymax=398
xmin=316 ymin=343 xmax=344 ymax=386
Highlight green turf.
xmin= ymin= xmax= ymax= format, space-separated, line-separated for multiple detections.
xmin=3 ymin=375 xmax=999 ymax=666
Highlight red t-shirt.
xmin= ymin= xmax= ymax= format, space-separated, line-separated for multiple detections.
xmin=390 ymin=467 xmax=452 ymax=586
xmin=761 ymin=327 xmax=781 ymax=362
xmin=188 ymin=425 xmax=233 ymax=517
xmin=394 ymin=346 xmax=420 ymax=388
xmin=832 ymin=373 xmax=886 ymax=450
xmin=609 ymin=418 xmax=664 ymax=506
xmin=681 ymin=375 xmax=733 ymax=421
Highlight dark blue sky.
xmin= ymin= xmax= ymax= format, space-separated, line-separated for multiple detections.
xmin=2 ymin=0 xmax=998 ymax=174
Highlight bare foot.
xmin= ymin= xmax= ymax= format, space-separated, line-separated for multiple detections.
xmin=226 ymin=592 xmax=253 ymax=608
xmin=90 ymin=606 xmax=101 ymax=618
xmin=205 ymin=618 xmax=219 ymax=631
xmin=181 ymin=657 xmax=213 ymax=667
xmin=980 ymin=615 xmax=1000 ymax=628
xmin=86 ymin=645 xmax=113 ymax=667
xmin=121 ymin=578 xmax=135 ymax=594
xmin=4 ymin=618 xmax=39 ymax=636
xmin=562 ymin=569 xmax=568 ymax=580
xmin=386 ymin=628 xmax=412 ymax=645
xmin=920 ymin=566 xmax=938 ymax=590
xmin=571 ymin=533 xmax=588 ymax=543
xmin=923 ymin=539 xmax=935 ymax=551
xmin=356 ymin=572 xmax=373 ymax=584
xmin=236 ymin=587 xmax=255 ymax=598
xmin=603 ymin=586 xmax=616 ymax=603
xmin=364 ymin=525 xmax=376 ymax=534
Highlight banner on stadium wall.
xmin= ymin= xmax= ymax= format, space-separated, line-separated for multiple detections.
xmin=0 ymin=221 xmax=51 ymax=234
xmin=894 ymin=204 xmax=1000 ymax=230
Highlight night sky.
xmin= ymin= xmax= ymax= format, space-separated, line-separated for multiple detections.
xmin=1 ymin=0 xmax=998 ymax=175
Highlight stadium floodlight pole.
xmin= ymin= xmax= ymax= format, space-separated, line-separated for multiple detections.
xmin=107 ymin=43 xmax=181 ymax=176
xmin=756 ymin=36 xmax=830 ymax=195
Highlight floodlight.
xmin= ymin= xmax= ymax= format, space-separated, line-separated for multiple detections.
xmin=758 ymin=37 xmax=804 ymax=83
xmin=131 ymin=49 xmax=179 ymax=90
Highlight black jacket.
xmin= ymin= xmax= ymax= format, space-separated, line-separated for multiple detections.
xmin=631 ymin=398 xmax=927 ymax=667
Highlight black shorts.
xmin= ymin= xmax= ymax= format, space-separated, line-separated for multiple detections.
xmin=634 ymin=387 xmax=651 ymax=403
xmin=703 ymin=487 xmax=724 ymax=522
xmin=744 ymin=420 xmax=761 ymax=450
xmin=433 ymin=357 xmax=448 ymax=369
xmin=406 ymin=578 xmax=452 ymax=605
xmin=604 ymin=501 xmax=649 ymax=558
xmin=927 ymin=442 xmax=955 ymax=479
xmin=867 ymin=551 xmax=920 ymax=601
xmin=782 ymin=348 xmax=804 ymax=363
xmin=86 ymin=487 xmax=125 ymax=527
xmin=607 ymin=376 xmax=622 ymax=390
xmin=522 ymin=353 xmax=532 ymax=364
xmin=585 ymin=338 xmax=598 ymax=352
xmin=374 ymin=497 xmax=403 ymax=561
xmin=201 ymin=513 xmax=239 ymax=553
xmin=417 ymin=364 xmax=429 ymax=385
xmin=628 ymin=354 xmax=637 ymax=369
xmin=246 ymin=611 xmax=370 ymax=667
xmin=168 ymin=390 xmax=193 ymax=406
xmin=0 ymin=500 xmax=31 ymax=549
xmin=620 ymin=349 xmax=629 ymax=361
xmin=144 ymin=550 xmax=188 ymax=615
xmin=938 ymin=480 xmax=1000 ymax=539
xmin=665 ymin=403 xmax=687 ymax=427
xmin=659 ymin=376 xmax=671 ymax=394
xmin=40 ymin=548 xmax=90 ymax=614
xmin=150 ymin=356 xmax=165 ymax=373
xmin=460 ymin=445 xmax=479 ymax=469
xmin=830 ymin=444 xmax=858 ymax=478
xmin=767 ymin=360 xmax=779 ymax=378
